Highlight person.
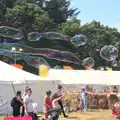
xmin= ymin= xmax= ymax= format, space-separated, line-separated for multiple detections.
xmin=108 ymin=94 xmax=120 ymax=119
xmin=20 ymin=87 xmax=28 ymax=117
xmin=43 ymin=90 xmax=53 ymax=119
xmin=51 ymin=93 xmax=63 ymax=120
xmin=81 ymin=87 xmax=88 ymax=112
xmin=113 ymin=86 xmax=118 ymax=93
xmin=32 ymin=103 xmax=38 ymax=120
xmin=22 ymin=87 xmax=28 ymax=99
xmin=24 ymin=88 xmax=36 ymax=120
xmin=75 ymin=96 xmax=81 ymax=112
xmin=52 ymin=93 xmax=62 ymax=109
xmin=11 ymin=91 xmax=23 ymax=117
xmin=56 ymin=85 xmax=68 ymax=118
xmin=64 ymin=99 xmax=71 ymax=113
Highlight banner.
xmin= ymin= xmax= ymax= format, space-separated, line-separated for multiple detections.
xmin=39 ymin=65 xmax=49 ymax=78
xmin=12 ymin=64 xmax=23 ymax=70
xmin=63 ymin=66 xmax=73 ymax=70
xmin=4 ymin=116 xmax=32 ymax=120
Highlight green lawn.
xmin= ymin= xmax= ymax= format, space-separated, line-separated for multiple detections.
xmin=0 ymin=110 xmax=113 ymax=120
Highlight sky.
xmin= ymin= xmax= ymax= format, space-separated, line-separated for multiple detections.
xmin=71 ymin=0 xmax=120 ymax=31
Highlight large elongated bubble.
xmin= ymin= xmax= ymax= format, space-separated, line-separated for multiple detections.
xmin=0 ymin=43 xmax=80 ymax=64
xmin=100 ymin=45 xmax=118 ymax=61
xmin=43 ymin=32 xmax=67 ymax=40
xmin=28 ymin=32 xmax=42 ymax=41
xmin=0 ymin=26 xmax=24 ymax=40
xmin=82 ymin=57 xmax=94 ymax=68
xmin=71 ymin=34 xmax=87 ymax=47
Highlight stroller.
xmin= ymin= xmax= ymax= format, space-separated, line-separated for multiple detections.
xmin=46 ymin=108 xmax=62 ymax=120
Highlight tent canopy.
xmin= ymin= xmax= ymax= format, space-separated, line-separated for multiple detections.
xmin=1 ymin=61 xmax=120 ymax=85
xmin=0 ymin=61 xmax=56 ymax=83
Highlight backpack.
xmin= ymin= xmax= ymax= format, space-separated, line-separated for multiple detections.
xmin=10 ymin=98 xmax=15 ymax=107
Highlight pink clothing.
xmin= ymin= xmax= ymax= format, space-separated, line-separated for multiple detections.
xmin=43 ymin=96 xmax=52 ymax=113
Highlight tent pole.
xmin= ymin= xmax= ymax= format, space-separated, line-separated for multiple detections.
xmin=24 ymin=79 xmax=29 ymax=87
xmin=6 ymin=82 xmax=16 ymax=117
xmin=11 ymin=81 xmax=16 ymax=94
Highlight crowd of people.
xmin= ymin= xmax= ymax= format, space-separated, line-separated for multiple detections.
xmin=10 ymin=85 xmax=120 ymax=120
xmin=10 ymin=85 xmax=68 ymax=120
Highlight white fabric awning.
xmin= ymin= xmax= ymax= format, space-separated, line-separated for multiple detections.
xmin=0 ymin=61 xmax=56 ymax=82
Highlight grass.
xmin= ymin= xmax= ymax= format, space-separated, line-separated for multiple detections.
xmin=0 ymin=110 xmax=113 ymax=120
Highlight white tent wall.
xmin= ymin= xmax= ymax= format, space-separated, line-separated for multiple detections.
xmin=49 ymin=70 xmax=120 ymax=85
xmin=0 ymin=80 xmax=60 ymax=115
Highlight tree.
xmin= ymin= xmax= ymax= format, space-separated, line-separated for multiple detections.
xmin=60 ymin=17 xmax=81 ymax=37
xmin=77 ymin=20 xmax=120 ymax=68
xmin=43 ymin=0 xmax=80 ymax=25
xmin=0 ymin=0 xmax=7 ymax=24
xmin=4 ymin=3 xmax=54 ymax=32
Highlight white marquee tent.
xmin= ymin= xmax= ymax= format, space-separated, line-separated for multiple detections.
xmin=1 ymin=61 xmax=120 ymax=114
xmin=0 ymin=61 xmax=61 ymax=114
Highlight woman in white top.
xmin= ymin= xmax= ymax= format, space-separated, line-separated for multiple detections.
xmin=52 ymin=93 xmax=64 ymax=109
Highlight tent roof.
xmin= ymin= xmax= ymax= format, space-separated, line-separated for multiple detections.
xmin=0 ymin=61 xmax=56 ymax=82
xmin=1 ymin=61 xmax=120 ymax=85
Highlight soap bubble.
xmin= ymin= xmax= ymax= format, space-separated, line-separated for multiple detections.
xmin=43 ymin=32 xmax=66 ymax=40
xmin=82 ymin=57 xmax=94 ymax=68
xmin=0 ymin=26 xmax=23 ymax=40
xmin=96 ymin=66 xmax=104 ymax=71
xmin=54 ymin=65 xmax=62 ymax=69
xmin=28 ymin=32 xmax=42 ymax=41
xmin=71 ymin=34 xmax=87 ymax=47
xmin=100 ymin=45 xmax=118 ymax=61
xmin=112 ymin=60 xmax=118 ymax=67
xmin=24 ymin=56 xmax=49 ymax=68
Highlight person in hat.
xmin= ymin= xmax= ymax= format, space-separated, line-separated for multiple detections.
xmin=56 ymin=85 xmax=68 ymax=118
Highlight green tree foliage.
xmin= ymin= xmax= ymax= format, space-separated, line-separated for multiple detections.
xmin=43 ymin=0 xmax=80 ymax=25
xmin=1 ymin=0 xmax=120 ymax=69
xmin=60 ymin=17 xmax=81 ymax=37
xmin=4 ymin=3 xmax=53 ymax=32
xmin=0 ymin=0 xmax=6 ymax=24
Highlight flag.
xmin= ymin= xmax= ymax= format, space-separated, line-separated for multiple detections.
xmin=12 ymin=64 xmax=23 ymax=70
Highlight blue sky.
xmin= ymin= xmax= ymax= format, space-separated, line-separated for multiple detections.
xmin=71 ymin=0 xmax=120 ymax=31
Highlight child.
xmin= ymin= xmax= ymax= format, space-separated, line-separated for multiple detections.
xmin=64 ymin=99 xmax=71 ymax=113
xmin=51 ymin=93 xmax=63 ymax=120
xmin=43 ymin=90 xmax=53 ymax=119
xmin=108 ymin=94 xmax=120 ymax=120
xmin=52 ymin=93 xmax=63 ymax=109
xmin=32 ymin=103 xmax=38 ymax=120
